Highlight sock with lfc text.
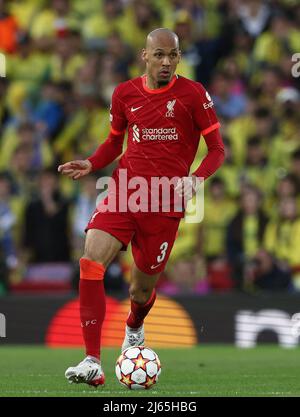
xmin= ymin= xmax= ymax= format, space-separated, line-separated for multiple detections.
xmin=79 ymin=258 xmax=106 ymax=360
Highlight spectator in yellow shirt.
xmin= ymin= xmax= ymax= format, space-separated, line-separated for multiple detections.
xmin=264 ymin=174 xmax=299 ymax=219
xmin=117 ymin=0 xmax=161 ymax=51
xmin=226 ymin=185 xmax=269 ymax=289
xmin=0 ymin=122 xmax=53 ymax=172
xmin=30 ymin=0 xmax=80 ymax=47
xmin=6 ymin=33 xmax=51 ymax=116
xmin=263 ymin=197 xmax=300 ymax=272
xmin=201 ymin=177 xmax=237 ymax=260
xmin=242 ymin=136 xmax=275 ymax=195
xmin=81 ymin=0 xmax=125 ymax=49
xmin=253 ymin=12 xmax=300 ymax=66
xmin=49 ymin=31 xmax=85 ymax=82
xmin=217 ymin=137 xmax=240 ymax=198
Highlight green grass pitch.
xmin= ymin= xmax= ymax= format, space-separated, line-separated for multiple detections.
xmin=0 ymin=345 xmax=299 ymax=397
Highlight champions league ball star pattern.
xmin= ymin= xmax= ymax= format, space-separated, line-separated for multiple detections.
xmin=115 ymin=346 xmax=161 ymax=390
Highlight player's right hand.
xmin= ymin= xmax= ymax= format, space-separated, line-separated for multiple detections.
xmin=175 ymin=176 xmax=201 ymax=200
xmin=57 ymin=160 xmax=92 ymax=180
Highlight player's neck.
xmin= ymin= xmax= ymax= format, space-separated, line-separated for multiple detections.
xmin=145 ymin=74 xmax=170 ymax=90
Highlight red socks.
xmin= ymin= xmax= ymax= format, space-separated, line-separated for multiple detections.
xmin=79 ymin=258 xmax=106 ymax=360
xmin=127 ymin=290 xmax=156 ymax=329
xmin=79 ymin=257 xmax=157 ymax=358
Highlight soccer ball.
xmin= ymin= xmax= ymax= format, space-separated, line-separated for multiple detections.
xmin=115 ymin=346 xmax=161 ymax=390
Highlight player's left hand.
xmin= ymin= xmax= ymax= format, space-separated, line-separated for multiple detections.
xmin=175 ymin=176 xmax=201 ymax=200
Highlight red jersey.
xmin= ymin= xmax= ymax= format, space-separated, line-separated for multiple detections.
xmin=88 ymin=74 xmax=224 ymax=216
xmin=109 ymin=74 xmax=220 ymax=179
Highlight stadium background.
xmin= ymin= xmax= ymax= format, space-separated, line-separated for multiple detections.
xmin=1 ymin=0 xmax=300 ymax=350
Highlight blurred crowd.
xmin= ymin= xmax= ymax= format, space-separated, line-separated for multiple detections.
xmin=0 ymin=0 xmax=300 ymax=296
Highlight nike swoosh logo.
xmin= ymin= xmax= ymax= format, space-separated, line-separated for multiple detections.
xmin=131 ymin=106 xmax=143 ymax=112
xmin=150 ymin=264 xmax=161 ymax=269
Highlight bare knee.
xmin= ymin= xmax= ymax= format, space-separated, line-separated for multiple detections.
xmin=129 ymin=285 xmax=153 ymax=305
xmin=82 ymin=245 xmax=104 ymax=266
xmin=82 ymin=248 xmax=100 ymax=264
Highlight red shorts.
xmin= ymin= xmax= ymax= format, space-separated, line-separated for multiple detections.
xmin=86 ymin=210 xmax=180 ymax=275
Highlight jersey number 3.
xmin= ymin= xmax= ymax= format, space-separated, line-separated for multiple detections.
xmin=157 ymin=242 xmax=169 ymax=263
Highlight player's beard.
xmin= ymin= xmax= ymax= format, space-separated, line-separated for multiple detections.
xmin=157 ymin=79 xmax=171 ymax=87
xmin=157 ymin=70 xmax=172 ymax=87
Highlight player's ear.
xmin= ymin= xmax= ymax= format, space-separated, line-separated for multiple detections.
xmin=142 ymin=49 xmax=148 ymax=63
xmin=178 ymin=50 xmax=182 ymax=63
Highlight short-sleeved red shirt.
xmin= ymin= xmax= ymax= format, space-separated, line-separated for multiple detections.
xmin=110 ymin=74 xmax=220 ymax=180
